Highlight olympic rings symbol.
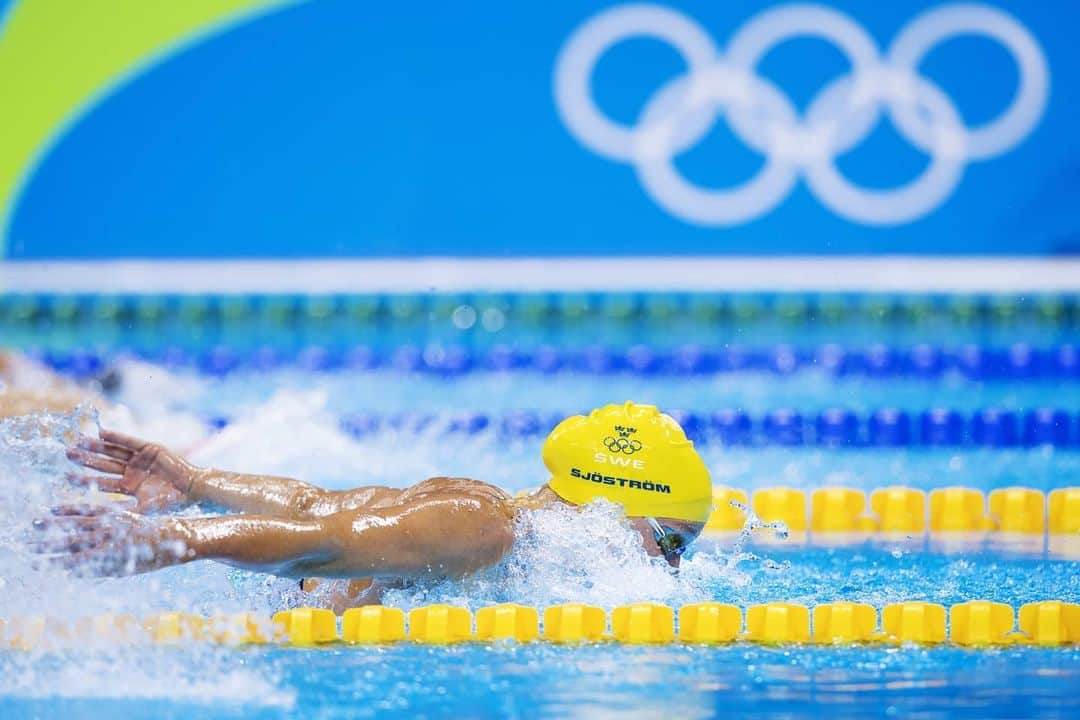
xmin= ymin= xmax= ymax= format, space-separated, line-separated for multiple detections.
xmin=604 ymin=436 xmax=643 ymax=454
xmin=553 ymin=3 xmax=1049 ymax=226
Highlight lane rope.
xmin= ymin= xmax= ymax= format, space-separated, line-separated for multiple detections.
xmin=2 ymin=601 xmax=1077 ymax=648
xmin=327 ymin=407 xmax=1080 ymax=448
xmin=2 ymin=291 xmax=1077 ymax=326
xmin=29 ymin=343 xmax=1080 ymax=381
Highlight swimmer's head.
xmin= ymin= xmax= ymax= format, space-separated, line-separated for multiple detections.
xmin=542 ymin=402 xmax=712 ymax=564
xmin=95 ymin=367 xmax=123 ymax=397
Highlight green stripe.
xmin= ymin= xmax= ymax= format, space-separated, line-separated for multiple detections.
xmin=0 ymin=0 xmax=295 ymax=256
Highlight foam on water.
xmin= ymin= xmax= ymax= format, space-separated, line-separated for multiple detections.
xmin=0 ymin=649 xmax=296 ymax=707
xmin=0 ymin=407 xmax=293 ymax=708
xmin=379 ymin=497 xmax=791 ymax=611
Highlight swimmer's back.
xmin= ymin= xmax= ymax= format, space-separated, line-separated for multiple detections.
xmin=332 ymin=476 xmax=512 ymax=516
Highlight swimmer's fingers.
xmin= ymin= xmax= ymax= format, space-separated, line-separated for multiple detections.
xmin=65 ymin=447 xmax=126 ymax=475
xmin=28 ymin=511 xmax=119 ymax=554
xmin=43 ymin=548 xmax=120 ymax=576
xmin=65 ymin=530 xmax=113 ymax=554
xmin=66 ymin=471 xmax=130 ymax=494
xmin=35 ymin=514 xmax=107 ymax=529
xmin=49 ymin=541 xmax=159 ymax=577
xmin=28 ymin=526 xmax=114 ymax=554
xmin=99 ymin=428 xmax=149 ymax=452
xmin=48 ymin=503 xmax=112 ymax=517
xmin=76 ymin=434 xmax=133 ymax=461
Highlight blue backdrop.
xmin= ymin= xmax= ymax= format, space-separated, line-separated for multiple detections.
xmin=7 ymin=0 xmax=1079 ymax=258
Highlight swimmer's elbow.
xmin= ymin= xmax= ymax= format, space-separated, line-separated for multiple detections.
xmin=438 ymin=505 xmax=515 ymax=575
xmin=476 ymin=517 xmax=515 ymax=568
xmin=466 ymin=537 xmax=513 ymax=574
xmin=291 ymin=486 xmax=331 ymax=517
xmin=365 ymin=500 xmax=514 ymax=577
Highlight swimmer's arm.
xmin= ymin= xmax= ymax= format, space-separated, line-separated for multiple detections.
xmin=171 ymin=494 xmax=514 ymax=578
xmin=187 ymin=468 xmax=394 ymax=518
xmin=68 ymin=429 xmax=394 ymax=517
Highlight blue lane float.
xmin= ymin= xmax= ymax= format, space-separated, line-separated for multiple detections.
xmin=764 ymin=409 xmax=805 ymax=446
xmin=712 ymin=409 xmax=754 ymax=445
xmin=1025 ymin=409 xmax=1072 ymax=446
xmin=816 ymin=408 xmax=858 ymax=448
xmin=868 ymin=408 xmax=912 ymax=447
xmin=313 ymin=408 xmax=1080 ymax=448
xmin=33 ymin=343 xmax=1080 ymax=379
xmin=973 ymin=409 xmax=1020 ymax=447
xmin=920 ymin=409 xmax=966 ymax=446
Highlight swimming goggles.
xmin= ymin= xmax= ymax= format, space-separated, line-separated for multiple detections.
xmin=646 ymin=517 xmax=688 ymax=562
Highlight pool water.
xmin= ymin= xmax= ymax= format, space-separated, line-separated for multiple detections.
xmin=1 ymin=293 xmax=1078 ymax=718
xmin=5 ymin=643 xmax=1080 ymax=720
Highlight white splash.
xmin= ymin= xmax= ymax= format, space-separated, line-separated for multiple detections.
xmin=0 ymin=649 xmax=295 ymax=708
xmin=381 ymin=498 xmax=776 ymax=611
xmin=0 ymin=361 xmax=790 ymax=704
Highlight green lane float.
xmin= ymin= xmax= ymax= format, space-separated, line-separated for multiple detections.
xmin=5 ymin=292 xmax=1079 ymax=328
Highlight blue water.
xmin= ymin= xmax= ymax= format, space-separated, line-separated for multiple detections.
xmin=1 ymin=305 xmax=1079 ymax=718
xmin=4 ymin=643 xmax=1080 ymax=720
xmin=188 ymin=368 xmax=1080 ymax=416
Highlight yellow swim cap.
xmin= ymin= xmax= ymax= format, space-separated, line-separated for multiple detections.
xmin=543 ymin=402 xmax=713 ymax=523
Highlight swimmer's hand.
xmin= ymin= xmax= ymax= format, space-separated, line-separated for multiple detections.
xmin=65 ymin=429 xmax=197 ymax=512
xmin=30 ymin=504 xmax=194 ymax=576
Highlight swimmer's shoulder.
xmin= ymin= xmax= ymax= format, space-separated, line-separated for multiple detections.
xmin=409 ymin=476 xmax=512 ymax=503
xmin=338 ymin=478 xmax=510 ymax=511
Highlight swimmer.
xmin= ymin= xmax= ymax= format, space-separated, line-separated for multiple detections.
xmin=0 ymin=349 xmax=106 ymax=418
xmin=0 ymin=349 xmax=212 ymax=451
xmin=34 ymin=402 xmax=713 ymax=609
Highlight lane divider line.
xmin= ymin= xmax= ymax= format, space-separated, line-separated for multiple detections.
xmin=341 ymin=408 xmax=1075 ymax=448
xmin=332 ymin=408 xmax=1079 ymax=449
xmin=28 ymin=343 xmax=1080 ymax=382
xmin=3 ymin=601 xmax=1077 ymax=649
xmin=704 ymin=486 xmax=1079 ymax=535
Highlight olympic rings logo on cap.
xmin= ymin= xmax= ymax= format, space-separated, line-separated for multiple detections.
xmin=604 ymin=436 xmax=643 ymax=454
xmin=553 ymin=3 xmax=1049 ymax=226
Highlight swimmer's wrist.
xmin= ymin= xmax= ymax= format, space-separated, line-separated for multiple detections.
xmin=183 ymin=465 xmax=210 ymax=500
xmin=159 ymin=518 xmax=201 ymax=565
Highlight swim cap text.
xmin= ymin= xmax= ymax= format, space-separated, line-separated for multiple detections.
xmin=593 ymin=452 xmax=645 ymax=469
xmin=570 ymin=467 xmax=671 ymax=494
